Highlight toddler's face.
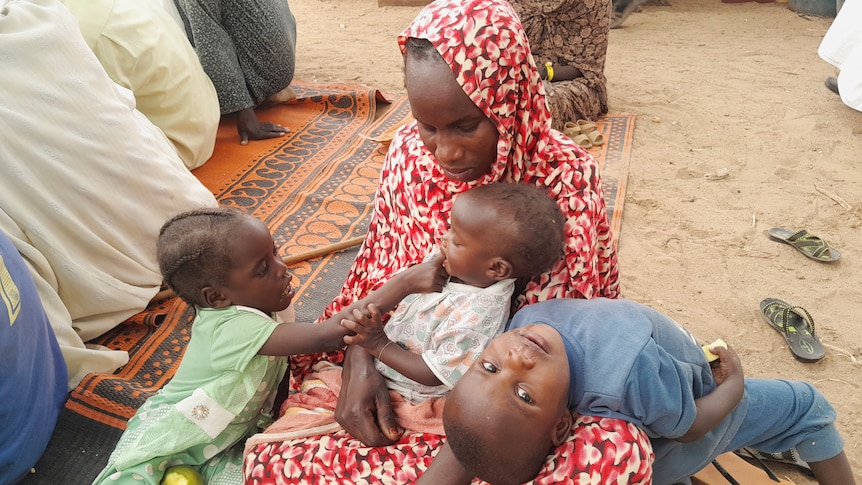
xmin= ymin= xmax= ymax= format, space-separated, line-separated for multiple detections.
xmin=439 ymin=196 xmax=500 ymax=287
xmin=445 ymin=323 xmax=572 ymax=482
xmin=220 ymin=217 xmax=295 ymax=314
xmin=458 ymin=323 xmax=570 ymax=421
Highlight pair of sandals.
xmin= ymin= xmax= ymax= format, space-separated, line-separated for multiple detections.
xmin=759 ymin=227 xmax=838 ymax=363
xmin=563 ymin=120 xmax=604 ymax=149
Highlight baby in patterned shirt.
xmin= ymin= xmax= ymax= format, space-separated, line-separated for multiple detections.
xmin=342 ymin=182 xmax=565 ymax=403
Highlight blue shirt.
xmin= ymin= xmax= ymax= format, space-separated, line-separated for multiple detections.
xmin=509 ymin=298 xmax=747 ymax=484
xmin=0 ymin=232 xmax=68 ymax=484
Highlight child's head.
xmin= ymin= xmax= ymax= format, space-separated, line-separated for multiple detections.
xmin=157 ymin=207 xmax=295 ymax=313
xmin=440 ymin=183 xmax=565 ymax=288
xmin=443 ymin=323 xmax=573 ymax=485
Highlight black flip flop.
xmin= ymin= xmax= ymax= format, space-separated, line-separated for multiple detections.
xmin=759 ymin=298 xmax=825 ymax=363
xmin=767 ymin=228 xmax=840 ymax=262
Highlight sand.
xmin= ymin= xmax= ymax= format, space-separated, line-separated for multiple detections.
xmin=291 ymin=0 xmax=861 ymax=481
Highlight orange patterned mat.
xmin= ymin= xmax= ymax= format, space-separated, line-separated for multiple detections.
xmin=31 ymin=82 xmax=634 ymax=484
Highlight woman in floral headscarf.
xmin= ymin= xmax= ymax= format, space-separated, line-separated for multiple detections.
xmin=244 ymin=0 xmax=651 ymax=482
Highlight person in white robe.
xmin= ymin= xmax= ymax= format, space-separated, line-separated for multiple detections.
xmin=0 ymin=0 xmax=218 ymax=389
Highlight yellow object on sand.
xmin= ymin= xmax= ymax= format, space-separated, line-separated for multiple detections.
xmin=161 ymin=465 xmax=204 ymax=485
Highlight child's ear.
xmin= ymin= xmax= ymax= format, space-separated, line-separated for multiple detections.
xmin=486 ymin=257 xmax=514 ymax=280
xmin=550 ymin=410 xmax=574 ymax=446
xmin=201 ymin=286 xmax=232 ymax=309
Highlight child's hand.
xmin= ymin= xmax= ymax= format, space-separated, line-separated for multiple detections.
xmin=342 ymin=303 xmax=390 ymax=354
xmin=400 ymin=252 xmax=448 ymax=295
xmin=709 ymin=343 xmax=743 ymax=386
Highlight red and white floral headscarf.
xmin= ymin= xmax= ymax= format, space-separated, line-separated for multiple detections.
xmin=317 ymin=0 xmax=618 ymax=326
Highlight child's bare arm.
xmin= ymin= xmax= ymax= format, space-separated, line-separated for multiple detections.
xmin=416 ymin=443 xmax=474 ymax=485
xmin=258 ymin=253 xmax=447 ymax=356
xmin=677 ymin=343 xmax=744 ymax=442
xmin=342 ymin=304 xmax=443 ymax=387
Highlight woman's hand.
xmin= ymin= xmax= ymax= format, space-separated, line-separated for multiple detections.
xmin=236 ymin=107 xmax=288 ymax=145
xmin=335 ymin=345 xmax=401 ymax=445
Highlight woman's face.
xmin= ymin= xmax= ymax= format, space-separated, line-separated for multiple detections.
xmin=405 ymin=54 xmax=499 ymax=183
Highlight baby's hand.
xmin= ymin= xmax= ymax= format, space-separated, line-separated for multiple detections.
xmin=342 ymin=303 xmax=390 ymax=353
xmin=709 ymin=343 xmax=743 ymax=386
xmin=401 ymin=252 xmax=448 ymax=295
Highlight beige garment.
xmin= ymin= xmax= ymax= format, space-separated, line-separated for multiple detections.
xmin=0 ymin=0 xmax=218 ymax=388
xmin=63 ymin=0 xmax=220 ymax=170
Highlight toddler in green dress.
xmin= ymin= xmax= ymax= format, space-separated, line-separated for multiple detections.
xmin=93 ymin=207 xmax=446 ymax=484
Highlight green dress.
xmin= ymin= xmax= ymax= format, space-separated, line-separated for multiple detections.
xmin=93 ymin=306 xmax=287 ymax=485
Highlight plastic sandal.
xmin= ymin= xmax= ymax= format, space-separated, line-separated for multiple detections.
xmin=767 ymin=227 xmax=840 ymax=262
xmin=571 ymin=133 xmax=593 ymax=148
xmin=585 ymin=130 xmax=605 ymax=146
xmin=736 ymin=448 xmax=813 ymax=476
xmin=759 ymin=298 xmax=825 ymax=363
xmin=563 ymin=121 xmax=581 ymax=139
xmin=576 ymin=119 xmax=597 ymax=133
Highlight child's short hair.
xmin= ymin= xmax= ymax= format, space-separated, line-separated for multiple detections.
xmin=459 ymin=183 xmax=565 ymax=278
xmin=157 ymin=206 xmax=251 ymax=307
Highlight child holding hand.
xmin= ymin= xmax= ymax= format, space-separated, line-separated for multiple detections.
xmin=93 ymin=207 xmax=446 ymax=484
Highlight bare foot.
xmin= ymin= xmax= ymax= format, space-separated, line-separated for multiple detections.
xmin=267 ymin=86 xmax=297 ymax=105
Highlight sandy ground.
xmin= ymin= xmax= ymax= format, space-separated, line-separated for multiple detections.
xmin=290 ymin=0 xmax=861 ymax=481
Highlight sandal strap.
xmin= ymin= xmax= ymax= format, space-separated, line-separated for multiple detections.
xmin=780 ymin=305 xmax=817 ymax=336
xmin=762 ymin=301 xmax=817 ymax=337
xmin=785 ymin=231 xmax=834 ymax=258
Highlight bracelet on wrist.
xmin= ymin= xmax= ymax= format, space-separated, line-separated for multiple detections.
xmin=377 ymin=341 xmax=395 ymax=361
xmin=544 ymin=61 xmax=554 ymax=82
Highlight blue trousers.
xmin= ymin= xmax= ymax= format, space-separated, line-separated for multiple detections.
xmin=653 ymin=379 xmax=843 ymax=485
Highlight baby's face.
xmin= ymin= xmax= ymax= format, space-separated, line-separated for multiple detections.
xmin=220 ymin=217 xmax=295 ymax=314
xmin=438 ymin=196 xmax=501 ymax=287
xmin=457 ymin=323 xmax=571 ymax=424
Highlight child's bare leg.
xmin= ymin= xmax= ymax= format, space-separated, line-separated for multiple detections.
xmin=807 ymin=451 xmax=856 ymax=485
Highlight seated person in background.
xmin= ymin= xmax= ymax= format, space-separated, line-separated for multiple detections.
xmin=94 ymin=207 xmax=446 ymax=484
xmin=0 ymin=0 xmax=218 ymax=389
xmin=62 ymin=0 xmax=221 ymax=170
xmin=818 ymin=0 xmax=862 ymax=112
xmin=510 ymin=0 xmax=610 ymax=129
xmin=174 ymin=0 xmax=298 ymax=145
xmin=0 ymin=231 xmax=68 ymax=485
xmin=342 ymin=183 xmax=566 ymax=404
xmin=429 ymin=298 xmax=856 ymax=485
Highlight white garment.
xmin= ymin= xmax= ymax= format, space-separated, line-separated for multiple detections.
xmin=0 ymin=0 xmax=218 ymax=388
xmin=818 ymin=0 xmax=862 ymax=111
xmin=377 ymin=277 xmax=515 ymax=402
xmin=62 ymin=0 xmax=220 ymax=169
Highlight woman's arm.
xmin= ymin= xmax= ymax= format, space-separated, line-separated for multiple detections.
xmin=677 ymin=344 xmax=745 ymax=442
xmin=540 ymin=62 xmax=584 ymax=83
